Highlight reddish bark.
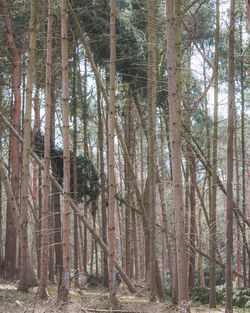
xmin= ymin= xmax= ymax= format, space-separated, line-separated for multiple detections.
xmin=0 ymin=0 xmax=23 ymax=279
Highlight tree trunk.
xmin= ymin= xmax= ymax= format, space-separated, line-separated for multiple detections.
xmin=72 ymin=45 xmax=79 ymax=288
xmin=83 ymin=58 xmax=89 ymax=274
xmin=166 ymin=0 xmax=190 ymax=310
xmin=19 ymin=0 xmax=38 ymax=291
xmin=209 ymin=0 xmax=220 ymax=307
xmin=97 ymin=79 xmax=109 ymax=288
xmin=58 ymin=0 xmax=71 ymax=301
xmin=108 ymin=0 xmax=118 ymax=307
xmin=148 ymin=0 xmax=157 ymax=302
xmin=225 ymin=1 xmax=235 ymax=312
xmin=39 ymin=0 xmax=53 ymax=299
xmin=240 ymin=6 xmax=247 ymax=289
xmin=0 ymin=0 xmax=22 ymax=280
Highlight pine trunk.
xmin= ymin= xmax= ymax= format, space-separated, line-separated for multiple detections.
xmin=58 ymin=0 xmax=71 ymax=301
xmin=19 ymin=0 xmax=38 ymax=291
xmin=108 ymin=0 xmax=117 ymax=307
xmin=225 ymin=0 xmax=235 ymax=312
xmin=166 ymin=0 xmax=190 ymax=310
xmin=39 ymin=0 xmax=53 ymax=298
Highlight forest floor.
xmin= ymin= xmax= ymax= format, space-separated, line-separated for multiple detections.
xmin=0 ymin=281 xmax=247 ymax=313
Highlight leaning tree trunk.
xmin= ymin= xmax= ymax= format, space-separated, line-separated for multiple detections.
xmin=19 ymin=0 xmax=38 ymax=291
xmin=39 ymin=0 xmax=53 ymax=299
xmin=225 ymin=0 xmax=235 ymax=312
xmin=58 ymin=0 xmax=71 ymax=302
xmin=166 ymin=0 xmax=190 ymax=311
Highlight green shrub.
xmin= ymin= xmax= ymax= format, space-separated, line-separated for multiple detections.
xmin=189 ymin=285 xmax=225 ymax=305
xmin=190 ymin=287 xmax=210 ymax=304
xmin=215 ymin=285 xmax=226 ymax=304
xmin=233 ymin=288 xmax=250 ymax=308
xmin=245 ymin=300 xmax=250 ymax=308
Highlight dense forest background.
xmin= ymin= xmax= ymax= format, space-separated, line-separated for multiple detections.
xmin=0 ymin=0 xmax=249 ymax=312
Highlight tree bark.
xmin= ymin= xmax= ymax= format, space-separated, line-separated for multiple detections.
xmin=0 ymin=0 xmax=22 ymax=280
xmin=225 ymin=0 xmax=235 ymax=312
xmin=209 ymin=0 xmax=220 ymax=307
xmin=108 ymin=0 xmax=118 ymax=307
xmin=19 ymin=0 xmax=38 ymax=291
xmin=72 ymin=46 xmax=79 ymax=288
xmin=166 ymin=0 xmax=190 ymax=310
xmin=97 ymin=78 xmax=109 ymax=288
xmin=58 ymin=0 xmax=71 ymax=301
xmin=39 ymin=0 xmax=53 ymax=299
xmin=148 ymin=0 xmax=157 ymax=302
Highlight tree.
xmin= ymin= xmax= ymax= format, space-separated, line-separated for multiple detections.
xmin=147 ymin=0 xmax=157 ymax=302
xmin=19 ymin=0 xmax=38 ymax=291
xmin=108 ymin=0 xmax=117 ymax=307
xmin=166 ymin=0 xmax=190 ymax=311
xmin=209 ymin=0 xmax=220 ymax=308
xmin=39 ymin=0 xmax=53 ymax=299
xmin=58 ymin=0 xmax=71 ymax=301
xmin=0 ymin=0 xmax=23 ymax=279
xmin=225 ymin=0 xmax=235 ymax=311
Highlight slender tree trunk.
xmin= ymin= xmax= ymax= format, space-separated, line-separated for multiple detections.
xmin=197 ymin=206 xmax=205 ymax=287
xmin=147 ymin=0 xmax=158 ymax=301
xmin=0 ymin=0 xmax=22 ymax=280
xmin=72 ymin=46 xmax=79 ymax=288
xmin=225 ymin=1 xmax=235 ymax=312
xmin=108 ymin=0 xmax=117 ymax=307
xmin=125 ymin=100 xmax=132 ymax=278
xmin=188 ymin=152 xmax=196 ymax=288
xmin=97 ymin=79 xmax=109 ymax=288
xmin=234 ymin=113 xmax=241 ymax=288
xmin=19 ymin=0 xmax=38 ymax=290
xmin=166 ymin=0 xmax=189 ymax=310
xmin=210 ymin=0 xmax=220 ymax=307
xmin=240 ymin=7 xmax=247 ymax=288
xmin=39 ymin=0 xmax=53 ymax=299
xmin=83 ymin=58 xmax=89 ymax=274
xmin=58 ymin=0 xmax=71 ymax=301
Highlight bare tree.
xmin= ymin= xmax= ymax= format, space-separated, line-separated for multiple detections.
xmin=209 ymin=0 xmax=220 ymax=307
xmin=58 ymin=0 xmax=71 ymax=301
xmin=166 ymin=0 xmax=190 ymax=311
xmin=225 ymin=0 xmax=235 ymax=312
xmin=39 ymin=0 xmax=53 ymax=299
xmin=108 ymin=0 xmax=118 ymax=308
xmin=19 ymin=0 xmax=38 ymax=291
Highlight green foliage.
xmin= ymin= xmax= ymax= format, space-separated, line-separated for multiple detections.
xmin=70 ymin=0 xmax=146 ymax=86
xmin=215 ymin=285 xmax=226 ymax=304
xmin=189 ymin=285 xmax=225 ymax=305
xmin=33 ymin=132 xmax=100 ymax=214
xmin=86 ymin=272 xmax=121 ymax=287
xmin=189 ymin=286 xmax=250 ymax=308
xmin=233 ymin=288 xmax=250 ymax=308
xmin=189 ymin=287 xmax=210 ymax=304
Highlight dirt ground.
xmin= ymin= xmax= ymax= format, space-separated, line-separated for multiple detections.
xmin=0 ymin=282 xmax=247 ymax=313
